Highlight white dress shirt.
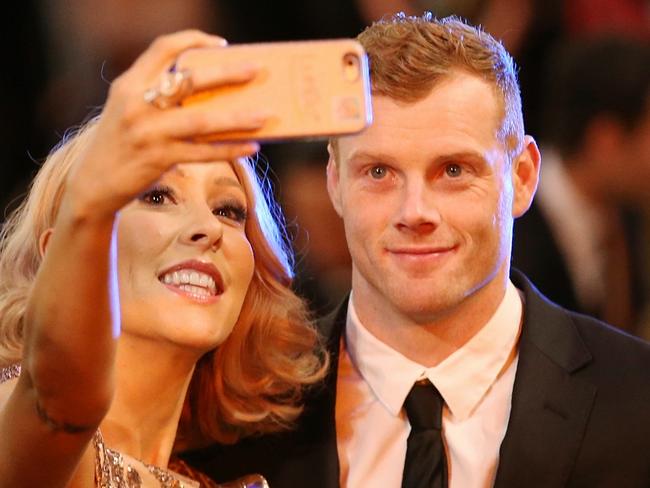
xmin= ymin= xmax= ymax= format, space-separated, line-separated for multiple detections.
xmin=336 ymin=282 xmax=523 ymax=488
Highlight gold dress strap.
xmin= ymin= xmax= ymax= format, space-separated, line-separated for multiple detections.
xmin=169 ymin=458 xmax=269 ymax=488
xmin=0 ymin=364 xmax=20 ymax=383
xmin=1 ymin=365 xmax=265 ymax=488
xmin=94 ymin=429 xmax=200 ymax=487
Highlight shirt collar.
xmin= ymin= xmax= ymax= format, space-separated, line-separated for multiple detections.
xmin=345 ymin=281 xmax=523 ymax=421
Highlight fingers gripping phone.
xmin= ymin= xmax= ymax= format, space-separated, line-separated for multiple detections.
xmin=176 ymin=39 xmax=372 ymax=142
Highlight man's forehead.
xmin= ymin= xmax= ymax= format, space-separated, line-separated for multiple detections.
xmin=370 ymin=99 xmax=493 ymax=142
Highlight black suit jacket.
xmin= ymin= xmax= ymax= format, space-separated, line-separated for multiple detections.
xmin=182 ymin=270 xmax=650 ymax=487
xmin=512 ymin=202 xmax=647 ymax=327
xmin=512 ymin=202 xmax=581 ymax=313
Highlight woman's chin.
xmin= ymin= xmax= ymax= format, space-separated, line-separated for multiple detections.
xmin=122 ymin=295 xmax=237 ymax=342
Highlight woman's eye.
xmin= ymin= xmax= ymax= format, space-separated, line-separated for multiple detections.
xmin=140 ymin=187 xmax=174 ymax=205
xmin=368 ymin=166 xmax=388 ymax=179
xmin=445 ymin=163 xmax=463 ymax=177
xmin=213 ymin=204 xmax=247 ymax=223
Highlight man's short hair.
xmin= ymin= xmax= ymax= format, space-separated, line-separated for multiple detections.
xmin=332 ymin=13 xmax=524 ymax=161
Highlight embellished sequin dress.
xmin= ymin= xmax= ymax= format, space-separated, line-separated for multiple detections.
xmin=0 ymin=365 xmax=267 ymax=488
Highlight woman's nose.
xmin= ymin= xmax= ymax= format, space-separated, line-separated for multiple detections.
xmin=180 ymin=206 xmax=223 ymax=251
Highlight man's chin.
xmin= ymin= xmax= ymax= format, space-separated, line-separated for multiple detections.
xmin=387 ymin=288 xmax=466 ymax=323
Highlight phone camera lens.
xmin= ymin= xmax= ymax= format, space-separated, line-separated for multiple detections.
xmin=343 ymin=53 xmax=360 ymax=81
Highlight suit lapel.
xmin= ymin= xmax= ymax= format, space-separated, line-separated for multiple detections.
xmin=284 ymin=277 xmax=597 ymax=487
xmin=494 ymin=272 xmax=596 ymax=487
xmin=272 ymin=300 xmax=348 ymax=487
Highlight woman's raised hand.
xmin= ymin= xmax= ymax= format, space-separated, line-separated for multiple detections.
xmin=65 ymin=30 xmax=265 ymax=221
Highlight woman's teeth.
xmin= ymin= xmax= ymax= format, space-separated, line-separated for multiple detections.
xmin=178 ymin=283 xmax=212 ymax=298
xmin=161 ymin=270 xmax=218 ymax=295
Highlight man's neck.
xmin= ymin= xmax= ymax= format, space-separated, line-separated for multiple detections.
xmin=351 ymin=273 xmax=508 ymax=367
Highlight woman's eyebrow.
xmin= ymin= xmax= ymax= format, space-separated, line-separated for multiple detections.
xmin=213 ymin=176 xmax=244 ymax=189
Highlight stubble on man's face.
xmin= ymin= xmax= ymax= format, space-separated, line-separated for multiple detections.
xmin=330 ymin=73 xmax=516 ymax=329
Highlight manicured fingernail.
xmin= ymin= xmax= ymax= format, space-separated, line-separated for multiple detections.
xmin=211 ymin=36 xmax=228 ymax=46
xmin=251 ymin=111 xmax=272 ymax=122
xmin=232 ymin=62 xmax=260 ymax=78
xmin=244 ymin=142 xmax=260 ymax=153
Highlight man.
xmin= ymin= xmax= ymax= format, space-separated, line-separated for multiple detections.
xmin=512 ymin=36 xmax=650 ymax=334
xmin=182 ymin=14 xmax=650 ymax=487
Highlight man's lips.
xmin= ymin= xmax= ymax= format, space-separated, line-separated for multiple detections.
xmin=387 ymin=245 xmax=456 ymax=255
xmin=385 ymin=246 xmax=458 ymax=268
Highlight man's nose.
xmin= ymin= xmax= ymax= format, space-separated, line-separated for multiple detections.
xmin=395 ymin=179 xmax=441 ymax=234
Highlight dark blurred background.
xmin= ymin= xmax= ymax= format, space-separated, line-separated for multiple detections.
xmin=3 ymin=0 xmax=649 ymax=336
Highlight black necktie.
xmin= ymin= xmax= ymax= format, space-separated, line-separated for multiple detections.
xmin=401 ymin=379 xmax=448 ymax=488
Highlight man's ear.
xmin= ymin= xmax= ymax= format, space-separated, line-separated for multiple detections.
xmin=38 ymin=228 xmax=54 ymax=258
xmin=326 ymin=143 xmax=343 ymax=217
xmin=511 ymin=135 xmax=541 ymax=218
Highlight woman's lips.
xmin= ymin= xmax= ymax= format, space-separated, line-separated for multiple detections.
xmin=158 ymin=259 xmax=225 ymax=303
xmin=162 ymin=282 xmax=222 ymax=304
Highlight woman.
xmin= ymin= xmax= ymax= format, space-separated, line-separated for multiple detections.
xmin=0 ymin=30 xmax=326 ymax=487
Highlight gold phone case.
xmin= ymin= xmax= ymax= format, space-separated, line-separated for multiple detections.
xmin=177 ymin=39 xmax=372 ymax=142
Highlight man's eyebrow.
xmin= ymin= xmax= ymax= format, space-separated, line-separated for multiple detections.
xmin=346 ymin=150 xmax=487 ymax=165
xmin=433 ymin=151 xmax=486 ymax=164
xmin=346 ymin=150 xmax=397 ymax=165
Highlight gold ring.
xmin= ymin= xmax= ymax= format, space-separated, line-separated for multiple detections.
xmin=143 ymin=69 xmax=193 ymax=109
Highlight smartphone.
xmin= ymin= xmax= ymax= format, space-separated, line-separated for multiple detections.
xmin=176 ymin=39 xmax=372 ymax=142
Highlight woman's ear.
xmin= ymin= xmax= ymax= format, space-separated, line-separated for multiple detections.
xmin=38 ymin=229 xmax=53 ymax=258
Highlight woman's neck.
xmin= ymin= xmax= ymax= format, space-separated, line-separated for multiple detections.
xmin=99 ymin=334 xmax=200 ymax=466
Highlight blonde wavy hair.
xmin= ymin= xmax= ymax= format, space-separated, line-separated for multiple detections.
xmin=0 ymin=117 xmax=327 ymax=444
xmin=333 ymin=13 xmax=524 ymax=161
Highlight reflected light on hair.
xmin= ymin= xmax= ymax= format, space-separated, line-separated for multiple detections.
xmin=109 ymin=217 xmax=121 ymax=339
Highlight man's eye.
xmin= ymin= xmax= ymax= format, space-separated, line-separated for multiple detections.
xmin=445 ymin=163 xmax=462 ymax=177
xmin=369 ymin=166 xmax=387 ymax=179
